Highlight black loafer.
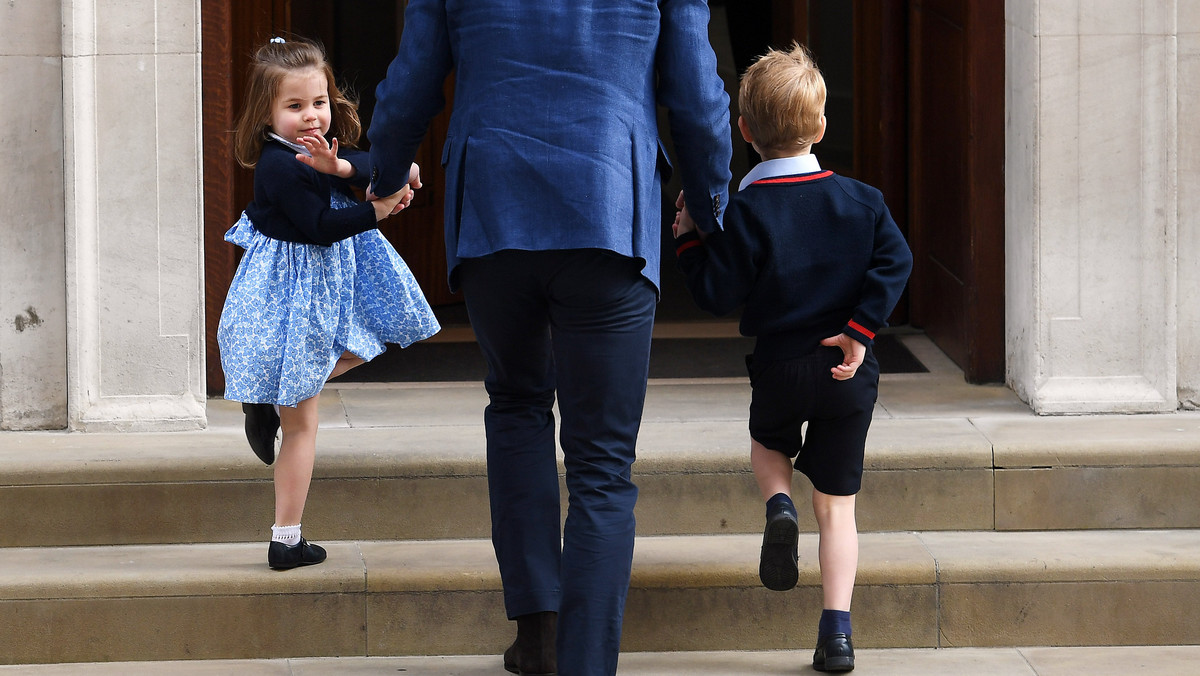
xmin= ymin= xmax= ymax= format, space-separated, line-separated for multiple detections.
xmin=759 ymin=505 xmax=799 ymax=591
xmin=813 ymin=633 xmax=854 ymax=672
xmin=268 ymin=538 xmax=327 ymax=570
xmin=243 ymin=403 xmax=279 ymax=465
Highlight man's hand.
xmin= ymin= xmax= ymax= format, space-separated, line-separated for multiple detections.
xmin=367 ymin=163 xmax=423 ymax=216
xmin=820 ymin=333 xmax=866 ymax=381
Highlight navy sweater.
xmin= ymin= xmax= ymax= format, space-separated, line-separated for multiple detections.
xmin=245 ymin=140 xmax=377 ymax=246
xmin=675 ymin=170 xmax=913 ymax=361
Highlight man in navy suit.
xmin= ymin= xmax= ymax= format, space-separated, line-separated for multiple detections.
xmin=368 ymin=3 xmax=732 ymax=673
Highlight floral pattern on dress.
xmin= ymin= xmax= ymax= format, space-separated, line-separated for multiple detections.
xmin=217 ymin=191 xmax=441 ymax=406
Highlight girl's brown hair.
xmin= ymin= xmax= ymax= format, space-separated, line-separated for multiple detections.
xmin=738 ymin=42 xmax=827 ymax=155
xmin=233 ymin=37 xmax=362 ymax=168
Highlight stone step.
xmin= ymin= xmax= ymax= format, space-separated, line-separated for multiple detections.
xmin=3 ymin=646 xmax=1200 ymax=676
xmin=0 ymin=530 xmax=1196 ymax=665
xmin=2 ymin=396 xmax=1199 ymax=547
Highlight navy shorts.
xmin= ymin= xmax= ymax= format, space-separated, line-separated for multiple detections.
xmin=746 ymin=345 xmax=880 ymax=496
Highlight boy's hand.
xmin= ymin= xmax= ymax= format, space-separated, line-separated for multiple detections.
xmin=820 ymin=333 xmax=866 ymax=380
xmin=672 ymin=190 xmax=697 ymax=238
xmin=296 ymin=133 xmax=353 ymax=178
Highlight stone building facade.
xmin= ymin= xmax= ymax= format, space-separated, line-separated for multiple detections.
xmin=0 ymin=0 xmax=1196 ymax=431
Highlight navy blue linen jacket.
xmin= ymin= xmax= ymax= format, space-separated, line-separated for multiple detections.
xmin=675 ymin=170 xmax=914 ymax=361
xmin=367 ymin=0 xmax=733 ymax=291
xmin=246 ymin=140 xmax=376 ymax=246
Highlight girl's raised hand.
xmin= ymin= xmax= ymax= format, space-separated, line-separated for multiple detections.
xmin=296 ymin=133 xmax=351 ymax=178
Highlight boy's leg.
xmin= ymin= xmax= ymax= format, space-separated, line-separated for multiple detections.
xmin=810 ymin=488 xmax=858 ymax=672
xmin=812 ymin=489 xmax=858 ymax=611
xmin=752 ymin=439 xmax=800 ymax=591
xmin=801 ymin=348 xmax=876 ymax=671
xmin=751 ymin=439 xmax=794 ymax=501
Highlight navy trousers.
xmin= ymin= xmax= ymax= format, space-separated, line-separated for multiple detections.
xmin=459 ymin=250 xmax=657 ymax=676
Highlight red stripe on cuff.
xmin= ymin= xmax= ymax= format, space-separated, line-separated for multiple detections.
xmin=675 ymin=239 xmax=702 ymax=256
xmin=847 ymin=320 xmax=875 ymax=340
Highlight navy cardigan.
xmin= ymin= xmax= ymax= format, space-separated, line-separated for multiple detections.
xmin=675 ymin=170 xmax=913 ymax=361
xmin=245 ymin=140 xmax=377 ymax=246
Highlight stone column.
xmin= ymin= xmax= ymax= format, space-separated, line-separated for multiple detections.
xmin=1179 ymin=5 xmax=1200 ymax=409
xmin=1007 ymin=0 xmax=1179 ymax=414
xmin=0 ymin=0 xmax=68 ymax=430
xmin=62 ymin=0 xmax=206 ymax=431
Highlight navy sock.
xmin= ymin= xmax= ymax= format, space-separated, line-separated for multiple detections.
xmin=819 ymin=609 xmax=852 ymax=638
xmin=765 ymin=492 xmax=795 ymax=518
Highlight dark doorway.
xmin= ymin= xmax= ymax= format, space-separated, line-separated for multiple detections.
xmin=201 ymin=0 xmax=1004 ymax=392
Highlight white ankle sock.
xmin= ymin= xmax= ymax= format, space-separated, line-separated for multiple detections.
xmin=271 ymin=523 xmax=302 ymax=546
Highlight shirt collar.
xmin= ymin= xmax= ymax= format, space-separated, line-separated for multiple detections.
xmin=267 ymin=132 xmax=312 ymax=157
xmin=738 ymin=154 xmax=822 ymax=191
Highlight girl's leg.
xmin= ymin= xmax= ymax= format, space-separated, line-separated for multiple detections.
xmin=274 ymin=393 xmax=321 ymax=527
xmin=751 ymin=438 xmax=794 ymax=501
xmin=812 ymin=489 xmax=858 ymax=611
xmin=328 ymin=351 xmax=365 ymax=380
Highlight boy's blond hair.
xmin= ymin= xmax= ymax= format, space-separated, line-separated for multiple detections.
xmin=738 ymin=42 xmax=827 ymax=155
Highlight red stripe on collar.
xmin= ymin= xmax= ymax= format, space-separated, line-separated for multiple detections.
xmin=751 ymin=170 xmax=833 ymax=185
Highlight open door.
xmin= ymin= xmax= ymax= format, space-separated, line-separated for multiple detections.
xmin=766 ymin=1 xmax=1004 ymax=381
xmin=906 ymin=0 xmax=1005 ymax=382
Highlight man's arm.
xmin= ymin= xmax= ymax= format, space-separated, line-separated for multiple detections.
xmin=656 ymin=0 xmax=733 ymax=233
xmin=367 ymin=0 xmax=454 ymax=199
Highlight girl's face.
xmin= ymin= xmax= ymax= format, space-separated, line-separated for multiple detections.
xmin=268 ymin=68 xmax=331 ymax=141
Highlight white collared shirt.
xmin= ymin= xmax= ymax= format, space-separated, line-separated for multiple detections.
xmin=267 ymin=131 xmax=313 ymax=157
xmin=738 ymin=154 xmax=822 ymax=192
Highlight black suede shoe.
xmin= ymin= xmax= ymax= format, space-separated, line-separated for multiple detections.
xmin=503 ymin=610 xmax=557 ymax=675
xmin=268 ymin=538 xmax=326 ymax=570
xmin=813 ymin=633 xmax=855 ymax=672
xmin=243 ymin=403 xmax=279 ymax=465
xmin=759 ymin=504 xmax=799 ymax=591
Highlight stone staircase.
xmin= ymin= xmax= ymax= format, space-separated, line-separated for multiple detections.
xmin=0 ymin=335 xmax=1198 ymax=667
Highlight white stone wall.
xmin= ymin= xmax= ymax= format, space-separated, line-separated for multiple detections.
xmin=61 ymin=0 xmax=206 ymax=430
xmin=1007 ymin=0 xmax=1182 ymax=414
xmin=0 ymin=0 xmax=68 ymax=430
xmin=1179 ymin=4 xmax=1200 ymax=409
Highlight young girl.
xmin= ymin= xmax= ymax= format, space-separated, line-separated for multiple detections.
xmin=217 ymin=37 xmax=440 ymax=570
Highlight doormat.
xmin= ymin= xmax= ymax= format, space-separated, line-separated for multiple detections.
xmin=337 ymin=333 xmax=926 ymax=383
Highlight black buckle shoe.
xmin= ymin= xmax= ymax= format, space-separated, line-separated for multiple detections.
xmin=813 ymin=633 xmax=855 ymax=672
xmin=268 ymin=538 xmax=326 ymax=570
xmin=503 ymin=611 xmax=557 ymax=675
xmin=759 ymin=505 xmax=799 ymax=591
xmin=243 ymin=403 xmax=280 ymax=465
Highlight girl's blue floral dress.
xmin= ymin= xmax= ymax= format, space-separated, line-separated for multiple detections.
xmin=217 ymin=191 xmax=440 ymax=406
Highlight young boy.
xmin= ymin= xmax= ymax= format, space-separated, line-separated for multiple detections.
xmin=673 ymin=43 xmax=913 ymax=672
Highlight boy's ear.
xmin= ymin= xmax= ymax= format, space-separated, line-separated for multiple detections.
xmin=813 ymin=114 xmax=827 ymax=145
xmin=737 ymin=116 xmax=754 ymax=144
